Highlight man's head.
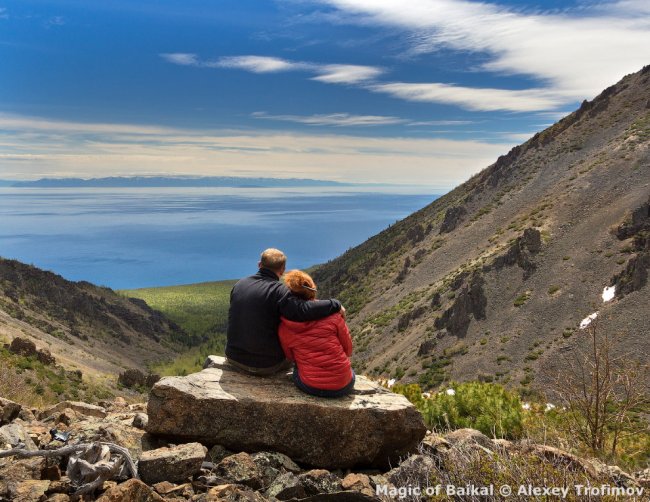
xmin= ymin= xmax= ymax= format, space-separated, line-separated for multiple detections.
xmin=259 ymin=248 xmax=287 ymax=277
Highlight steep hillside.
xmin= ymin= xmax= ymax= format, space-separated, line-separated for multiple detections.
xmin=313 ymin=66 xmax=650 ymax=395
xmin=0 ymin=257 xmax=187 ymax=379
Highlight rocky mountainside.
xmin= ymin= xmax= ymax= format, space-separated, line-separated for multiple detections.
xmin=0 ymin=257 xmax=188 ymax=378
xmin=313 ymin=66 xmax=650 ymax=394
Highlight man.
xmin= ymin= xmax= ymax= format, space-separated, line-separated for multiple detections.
xmin=225 ymin=248 xmax=345 ymax=376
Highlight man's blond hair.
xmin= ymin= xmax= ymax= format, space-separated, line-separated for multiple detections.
xmin=260 ymin=248 xmax=287 ymax=272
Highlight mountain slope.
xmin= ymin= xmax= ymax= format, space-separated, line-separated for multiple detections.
xmin=0 ymin=257 xmax=188 ymax=378
xmin=313 ymin=66 xmax=650 ymax=394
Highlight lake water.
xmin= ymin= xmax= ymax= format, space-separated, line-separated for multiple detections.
xmin=0 ymin=187 xmax=437 ymax=289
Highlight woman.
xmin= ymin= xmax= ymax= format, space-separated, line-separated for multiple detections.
xmin=279 ymin=270 xmax=354 ymax=398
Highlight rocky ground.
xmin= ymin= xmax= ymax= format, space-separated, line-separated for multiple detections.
xmin=2 ymin=393 xmax=650 ymax=501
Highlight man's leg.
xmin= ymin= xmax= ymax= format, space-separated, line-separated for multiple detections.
xmin=226 ymin=357 xmax=293 ymax=377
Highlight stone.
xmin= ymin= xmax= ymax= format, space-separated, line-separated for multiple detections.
xmin=439 ymin=206 xmax=467 ymax=234
xmin=265 ymin=472 xmax=306 ymax=500
xmin=40 ymin=463 xmax=61 ymax=481
xmin=39 ymin=401 xmax=107 ymax=420
xmin=420 ymin=432 xmax=451 ymax=455
xmin=216 ymin=452 xmax=264 ymax=489
xmin=96 ymin=479 xmax=164 ymax=502
xmin=118 ymin=368 xmax=146 ymax=389
xmin=17 ymin=408 xmax=35 ymax=422
xmin=201 ymin=484 xmax=267 ymax=502
xmin=45 ymin=494 xmax=70 ymax=502
xmin=138 ymin=442 xmax=206 ymax=485
xmin=147 ymin=357 xmax=426 ymax=469
xmin=341 ymin=473 xmax=374 ymax=497
xmin=0 ymin=397 xmax=22 ymax=425
xmin=7 ymin=479 xmax=50 ymax=502
xmin=386 ymin=454 xmax=438 ymax=487
xmin=56 ymin=408 xmax=77 ymax=427
xmin=298 ymin=469 xmax=342 ymax=496
xmin=35 ymin=348 xmax=56 ymax=366
xmin=0 ymin=423 xmax=38 ymax=450
xmin=520 ymin=444 xmax=598 ymax=478
xmin=443 ymin=428 xmax=496 ymax=452
xmin=9 ymin=337 xmax=37 ymax=357
xmin=633 ymin=468 xmax=650 ymax=488
xmin=132 ymin=413 xmax=148 ymax=430
xmin=208 ymin=444 xmax=234 ymax=463
xmin=252 ymin=451 xmax=301 ymax=473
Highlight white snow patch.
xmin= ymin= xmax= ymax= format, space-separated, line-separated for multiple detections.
xmin=445 ymin=388 xmax=456 ymax=396
xmin=387 ymin=378 xmax=396 ymax=388
xmin=422 ymin=392 xmax=431 ymax=399
xmin=522 ymin=402 xmax=531 ymax=410
xmin=602 ymin=285 xmax=616 ymax=302
xmin=545 ymin=403 xmax=556 ymax=412
xmin=579 ymin=312 xmax=598 ymax=329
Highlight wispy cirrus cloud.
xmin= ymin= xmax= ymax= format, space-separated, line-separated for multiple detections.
xmin=160 ymin=53 xmax=384 ymax=84
xmin=307 ymin=0 xmax=650 ymax=110
xmin=368 ymin=83 xmax=568 ymax=112
xmin=252 ymin=111 xmax=406 ymax=126
xmin=252 ymin=111 xmax=474 ymax=127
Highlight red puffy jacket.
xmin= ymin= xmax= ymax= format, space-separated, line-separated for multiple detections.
xmin=279 ymin=312 xmax=353 ymax=390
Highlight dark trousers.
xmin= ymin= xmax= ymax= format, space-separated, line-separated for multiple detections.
xmin=226 ymin=357 xmax=293 ymax=376
xmin=293 ymin=367 xmax=355 ymax=398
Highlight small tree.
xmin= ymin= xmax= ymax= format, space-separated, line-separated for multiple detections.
xmin=553 ymin=323 xmax=649 ymax=457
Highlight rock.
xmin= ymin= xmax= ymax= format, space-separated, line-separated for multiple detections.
xmin=39 ymin=401 xmax=107 ymax=420
xmin=147 ymin=357 xmax=426 ymax=469
xmin=118 ymin=368 xmax=146 ymax=388
xmin=0 ymin=423 xmax=38 ymax=450
xmin=201 ymin=484 xmax=267 ymax=502
xmin=40 ymin=463 xmax=61 ymax=481
xmin=138 ymin=442 xmax=207 ymax=485
xmin=386 ymin=454 xmax=438 ymax=486
xmin=444 ymin=428 xmax=496 ymax=452
xmin=113 ymin=397 xmax=128 ymax=408
xmin=252 ymin=451 xmax=301 ymax=474
xmin=56 ymin=408 xmax=77 ymax=427
xmin=298 ymin=469 xmax=342 ymax=496
xmin=434 ymin=273 xmax=486 ymax=337
xmin=9 ymin=337 xmax=37 ymax=357
xmin=215 ymin=452 xmax=264 ymax=489
xmin=7 ymin=479 xmax=50 ymax=502
xmin=208 ymin=444 xmax=235 ymax=463
xmin=439 ymin=206 xmax=467 ymax=234
xmin=35 ymin=348 xmax=56 ymax=366
xmin=521 ymin=444 xmax=598 ymax=478
xmin=341 ymin=473 xmax=374 ymax=497
xmin=0 ymin=397 xmax=21 ymax=425
xmin=420 ymin=432 xmax=451 ymax=455
xmin=96 ymin=479 xmax=164 ymax=502
xmin=633 ymin=468 xmax=650 ymax=488
xmin=45 ymin=494 xmax=70 ymax=502
xmin=132 ymin=413 xmax=148 ymax=430
xmin=265 ymin=472 xmax=306 ymax=500
xmin=17 ymin=408 xmax=35 ymax=422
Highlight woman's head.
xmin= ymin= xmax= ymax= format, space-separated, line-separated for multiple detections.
xmin=284 ymin=269 xmax=317 ymax=300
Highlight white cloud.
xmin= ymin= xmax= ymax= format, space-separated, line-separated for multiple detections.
xmin=161 ymin=53 xmax=384 ymax=85
xmin=252 ymin=111 xmax=406 ymax=126
xmin=315 ymin=0 xmax=650 ymax=105
xmin=0 ymin=113 xmax=513 ymax=188
xmin=369 ymin=82 xmax=567 ymax=112
xmin=213 ymin=55 xmax=307 ymax=73
xmin=312 ymin=64 xmax=383 ymax=83
xmin=160 ymin=53 xmax=200 ymax=66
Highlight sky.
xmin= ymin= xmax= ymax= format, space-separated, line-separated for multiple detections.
xmin=1 ymin=0 xmax=649 ymax=189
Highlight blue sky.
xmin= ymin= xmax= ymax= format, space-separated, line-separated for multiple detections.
xmin=1 ymin=0 xmax=649 ymax=188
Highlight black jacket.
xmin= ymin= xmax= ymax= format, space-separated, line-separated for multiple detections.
xmin=225 ymin=268 xmax=342 ymax=368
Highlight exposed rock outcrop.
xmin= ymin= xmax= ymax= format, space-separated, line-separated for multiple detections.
xmin=138 ymin=442 xmax=207 ymax=485
xmin=146 ymin=356 xmax=426 ymax=469
xmin=434 ymin=272 xmax=487 ymax=338
xmin=484 ymin=228 xmax=541 ymax=278
xmin=439 ymin=206 xmax=467 ymax=234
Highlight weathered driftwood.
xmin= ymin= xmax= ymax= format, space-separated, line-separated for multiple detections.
xmin=0 ymin=442 xmax=139 ymax=495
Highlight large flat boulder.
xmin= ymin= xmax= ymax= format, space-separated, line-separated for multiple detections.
xmin=146 ymin=356 xmax=426 ymax=469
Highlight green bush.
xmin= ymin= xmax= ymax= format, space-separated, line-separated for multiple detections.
xmin=394 ymin=381 xmax=524 ymax=439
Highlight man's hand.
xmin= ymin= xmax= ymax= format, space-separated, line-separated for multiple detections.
xmin=340 ymin=305 xmax=347 ymax=320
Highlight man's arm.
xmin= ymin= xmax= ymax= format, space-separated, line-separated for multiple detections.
xmin=280 ymin=294 xmax=342 ymax=322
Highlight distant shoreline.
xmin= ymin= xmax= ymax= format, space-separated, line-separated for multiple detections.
xmin=0 ymin=176 xmax=396 ymax=189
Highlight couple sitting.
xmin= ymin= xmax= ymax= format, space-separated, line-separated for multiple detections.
xmin=225 ymin=248 xmax=354 ymax=398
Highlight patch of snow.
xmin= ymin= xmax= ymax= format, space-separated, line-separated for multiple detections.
xmin=422 ymin=392 xmax=431 ymax=399
xmin=579 ymin=312 xmax=598 ymax=329
xmin=545 ymin=403 xmax=556 ymax=412
xmin=522 ymin=403 xmax=531 ymax=410
xmin=445 ymin=388 xmax=456 ymax=396
xmin=602 ymin=285 xmax=616 ymax=302
xmin=387 ymin=378 xmax=396 ymax=387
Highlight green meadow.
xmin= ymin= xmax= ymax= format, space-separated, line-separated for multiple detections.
xmin=121 ymin=280 xmax=236 ymax=376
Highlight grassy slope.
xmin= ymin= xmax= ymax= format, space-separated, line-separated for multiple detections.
xmin=121 ymin=280 xmax=235 ymax=375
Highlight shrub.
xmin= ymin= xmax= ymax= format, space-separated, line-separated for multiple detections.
xmin=394 ymin=381 xmax=524 ymax=439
